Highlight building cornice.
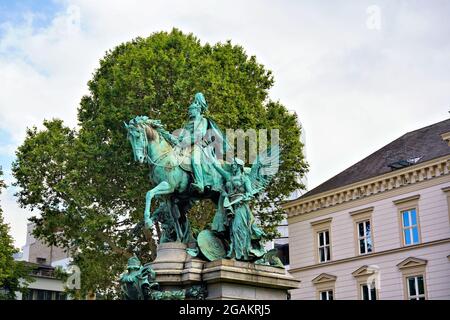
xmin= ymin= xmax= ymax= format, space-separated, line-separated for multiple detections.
xmin=289 ymin=238 xmax=450 ymax=274
xmin=284 ymin=155 xmax=450 ymax=218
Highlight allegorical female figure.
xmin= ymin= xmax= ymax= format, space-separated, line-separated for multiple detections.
xmin=212 ymin=158 xmax=266 ymax=261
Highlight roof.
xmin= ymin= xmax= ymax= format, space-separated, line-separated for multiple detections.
xmin=300 ymin=118 xmax=450 ymax=199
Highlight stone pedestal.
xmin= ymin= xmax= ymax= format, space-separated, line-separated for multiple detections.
xmin=202 ymin=259 xmax=299 ymax=300
xmin=149 ymin=242 xmax=300 ymax=300
xmin=149 ymin=242 xmax=204 ymax=291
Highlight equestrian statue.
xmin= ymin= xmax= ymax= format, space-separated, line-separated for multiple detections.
xmin=125 ymin=92 xmax=282 ymax=267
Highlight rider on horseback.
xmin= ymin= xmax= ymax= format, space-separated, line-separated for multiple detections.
xmin=169 ymin=92 xmax=230 ymax=193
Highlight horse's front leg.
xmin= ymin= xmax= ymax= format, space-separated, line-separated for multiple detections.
xmin=144 ymin=181 xmax=174 ymax=230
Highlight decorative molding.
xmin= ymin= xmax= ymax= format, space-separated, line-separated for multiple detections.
xmin=352 ymin=265 xmax=376 ymax=278
xmin=349 ymin=206 xmax=374 ymax=217
xmin=310 ymin=217 xmax=332 ymax=227
xmin=284 ymin=156 xmax=450 ymax=218
xmin=289 ymin=238 xmax=450 ymax=274
xmin=393 ymin=194 xmax=420 ymax=205
xmin=397 ymin=257 xmax=428 ymax=270
xmin=311 ymin=273 xmax=336 ymax=284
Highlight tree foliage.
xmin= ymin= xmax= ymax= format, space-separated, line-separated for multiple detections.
xmin=0 ymin=168 xmax=32 ymax=299
xmin=12 ymin=29 xmax=308 ymax=297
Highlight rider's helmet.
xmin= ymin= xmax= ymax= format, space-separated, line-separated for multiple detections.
xmin=193 ymin=92 xmax=208 ymax=113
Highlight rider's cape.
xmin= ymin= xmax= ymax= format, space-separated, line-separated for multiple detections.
xmin=205 ymin=117 xmax=231 ymax=157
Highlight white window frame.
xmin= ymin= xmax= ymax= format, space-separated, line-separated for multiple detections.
xmin=360 ymin=282 xmax=377 ymax=300
xmin=357 ymin=220 xmax=372 ymax=255
xmin=319 ymin=290 xmax=333 ymax=300
xmin=402 ymin=209 xmax=420 ymax=246
xmin=317 ymin=230 xmax=330 ymax=263
xmin=407 ymin=275 xmax=426 ymax=300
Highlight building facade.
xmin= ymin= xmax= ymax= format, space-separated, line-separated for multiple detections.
xmin=19 ymin=264 xmax=68 ymax=300
xmin=284 ymin=119 xmax=450 ymax=300
xmin=20 ymin=223 xmax=69 ymax=266
xmin=14 ymin=223 xmax=71 ymax=300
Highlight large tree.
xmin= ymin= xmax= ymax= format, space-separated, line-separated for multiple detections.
xmin=12 ymin=29 xmax=308 ymax=298
xmin=0 ymin=168 xmax=32 ymax=299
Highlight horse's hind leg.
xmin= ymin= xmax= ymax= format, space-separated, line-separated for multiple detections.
xmin=144 ymin=181 xmax=174 ymax=230
xmin=176 ymin=199 xmax=195 ymax=243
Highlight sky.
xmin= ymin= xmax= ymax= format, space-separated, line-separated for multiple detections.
xmin=0 ymin=0 xmax=449 ymax=248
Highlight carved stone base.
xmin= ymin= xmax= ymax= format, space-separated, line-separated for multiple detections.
xmin=149 ymin=242 xmax=300 ymax=300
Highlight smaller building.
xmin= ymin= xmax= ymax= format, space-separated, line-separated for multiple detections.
xmin=20 ymin=223 xmax=70 ymax=267
xmin=14 ymin=223 xmax=71 ymax=300
xmin=19 ymin=263 xmax=68 ymax=300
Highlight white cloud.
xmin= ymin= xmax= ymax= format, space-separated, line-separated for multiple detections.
xmin=0 ymin=0 xmax=449 ymax=246
xmin=1 ymin=186 xmax=33 ymax=248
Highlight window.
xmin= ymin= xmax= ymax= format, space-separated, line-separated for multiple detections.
xmin=442 ymin=187 xmax=450 ymax=225
xmin=350 ymin=207 xmax=374 ymax=256
xmin=352 ymin=265 xmax=380 ymax=300
xmin=401 ymin=209 xmax=420 ymax=245
xmin=394 ymin=195 xmax=420 ymax=247
xmin=397 ymin=257 xmax=428 ymax=300
xmin=22 ymin=290 xmax=33 ymax=300
xmin=54 ymin=292 xmax=67 ymax=300
xmin=361 ymin=282 xmax=377 ymax=300
xmin=22 ymin=289 xmax=66 ymax=300
xmin=311 ymin=217 xmax=332 ymax=264
xmin=357 ymin=220 xmax=373 ymax=254
xmin=312 ymin=273 xmax=337 ymax=300
xmin=318 ymin=230 xmax=331 ymax=263
xmin=319 ymin=290 xmax=333 ymax=300
xmin=407 ymin=275 xmax=426 ymax=300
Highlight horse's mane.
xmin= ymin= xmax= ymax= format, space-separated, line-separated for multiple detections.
xmin=145 ymin=123 xmax=173 ymax=144
xmin=131 ymin=115 xmax=174 ymax=144
xmin=154 ymin=126 xmax=172 ymax=138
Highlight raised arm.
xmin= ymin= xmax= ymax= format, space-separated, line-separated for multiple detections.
xmin=159 ymin=129 xmax=182 ymax=147
xmin=212 ymin=161 xmax=231 ymax=180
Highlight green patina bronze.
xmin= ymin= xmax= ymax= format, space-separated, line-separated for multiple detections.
xmin=197 ymin=229 xmax=226 ymax=261
xmin=125 ymin=92 xmax=282 ymax=268
xmin=119 ymin=256 xmax=207 ymax=300
xmin=124 ymin=93 xmax=228 ymax=244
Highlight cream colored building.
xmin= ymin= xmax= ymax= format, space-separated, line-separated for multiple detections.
xmin=284 ymin=119 xmax=450 ymax=300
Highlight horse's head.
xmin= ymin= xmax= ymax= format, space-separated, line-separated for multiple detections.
xmin=124 ymin=116 xmax=156 ymax=164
